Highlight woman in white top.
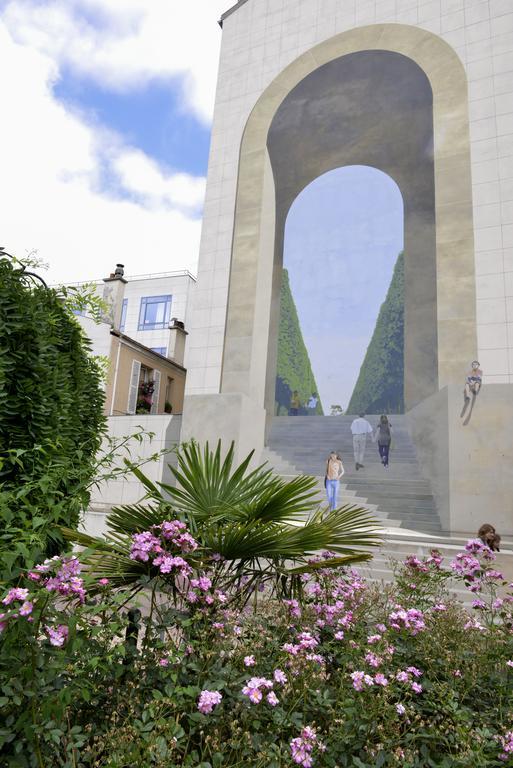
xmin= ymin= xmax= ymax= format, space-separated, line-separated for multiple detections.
xmin=324 ymin=451 xmax=345 ymax=510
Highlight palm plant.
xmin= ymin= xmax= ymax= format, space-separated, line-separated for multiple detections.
xmin=65 ymin=441 xmax=382 ymax=597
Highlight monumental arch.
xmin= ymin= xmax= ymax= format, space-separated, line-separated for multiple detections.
xmin=183 ymin=2 xmax=513 ymax=535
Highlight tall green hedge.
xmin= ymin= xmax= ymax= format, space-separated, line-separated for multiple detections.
xmin=0 ymin=254 xmax=106 ymax=579
xmin=275 ymin=269 xmax=322 ymax=415
xmin=348 ymin=252 xmax=404 ymax=415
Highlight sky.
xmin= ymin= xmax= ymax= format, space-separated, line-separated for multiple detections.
xmin=0 ymin=0 xmax=227 ymax=284
xmin=284 ymin=166 xmax=404 ymax=411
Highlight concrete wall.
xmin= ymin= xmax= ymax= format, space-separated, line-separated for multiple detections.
xmin=81 ymin=414 xmax=182 ymax=537
xmin=408 ymin=384 xmax=513 ymax=535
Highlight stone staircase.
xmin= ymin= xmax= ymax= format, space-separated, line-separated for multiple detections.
xmin=264 ymin=415 xmax=441 ymax=533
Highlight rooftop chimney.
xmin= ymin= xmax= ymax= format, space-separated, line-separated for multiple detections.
xmin=102 ymin=264 xmax=127 ymax=328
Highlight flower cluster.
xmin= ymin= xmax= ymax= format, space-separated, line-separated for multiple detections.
xmin=1 ymin=588 xmax=33 ymax=632
xmin=29 ymin=555 xmax=86 ymax=603
xmin=242 ymin=676 xmax=275 ymax=704
xmin=290 ymin=726 xmax=324 ymax=767
xmin=388 ymin=605 xmax=426 ymax=635
xmin=197 ymin=689 xmax=222 ymax=714
xmin=185 ymin=575 xmax=227 ymax=609
xmin=498 ymin=730 xmax=513 ymax=762
xmin=45 ymin=624 xmax=69 ymax=648
xmin=129 ymin=520 xmax=198 ymax=578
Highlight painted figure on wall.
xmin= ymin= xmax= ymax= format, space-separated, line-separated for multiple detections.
xmin=461 ymin=360 xmax=483 ymax=425
xmin=289 ymin=390 xmax=301 ymax=416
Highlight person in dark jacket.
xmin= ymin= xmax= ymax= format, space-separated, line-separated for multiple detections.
xmin=373 ymin=414 xmax=393 ymax=469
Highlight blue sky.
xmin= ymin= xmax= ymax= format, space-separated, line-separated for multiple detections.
xmin=284 ymin=166 xmax=404 ymax=411
xmin=54 ymin=72 xmax=212 ymax=177
xmin=0 ymin=0 xmax=227 ymax=283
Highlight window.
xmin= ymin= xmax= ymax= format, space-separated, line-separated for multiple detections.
xmin=150 ymin=347 xmax=167 ymax=356
xmin=138 ymin=295 xmax=172 ymax=331
xmin=119 ymin=298 xmax=128 ymax=331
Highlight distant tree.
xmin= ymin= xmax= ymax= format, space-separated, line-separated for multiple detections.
xmin=348 ymin=252 xmax=404 ymax=415
xmin=275 ymin=269 xmax=323 ymax=415
xmin=330 ymin=405 xmax=345 ymax=416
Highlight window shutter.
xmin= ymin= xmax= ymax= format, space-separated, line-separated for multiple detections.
xmin=127 ymin=360 xmax=141 ymax=414
xmin=150 ymin=370 xmax=161 ymax=414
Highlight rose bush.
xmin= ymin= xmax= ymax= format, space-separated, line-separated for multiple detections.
xmin=1 ymin=528 xmax=513 ymax=767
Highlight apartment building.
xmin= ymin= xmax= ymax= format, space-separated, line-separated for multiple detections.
xmin=74 ymin=264 xmax=195 ymax=416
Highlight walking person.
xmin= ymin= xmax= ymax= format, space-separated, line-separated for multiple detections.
xmin=350 ymin=413 xmax=373 ymax=470
xmin=374 ymin=414 xmax=393 ymax=469
xmin=289 ymin=390 xmax=301 ymax=416
xmin=324 ymin=451 xmax=345 ymax=511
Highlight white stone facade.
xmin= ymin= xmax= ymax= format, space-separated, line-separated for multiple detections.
xmin=186 ymin=0 xmax=513 ymax=394
xmin=71 ymin=270 xmax=196 ymax=359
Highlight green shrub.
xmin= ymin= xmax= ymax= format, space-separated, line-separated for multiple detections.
xmin=1 ymin=530 xmax=512 ymax=767
xmin=0 ymin=252 xmax=106 ymax=581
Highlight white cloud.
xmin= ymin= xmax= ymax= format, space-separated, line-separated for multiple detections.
xmin=3 ymin=0 xmax=229 ymax=122
xmin=114 ymin=150 xmax=206 ymax=211
xmin=0 ymin=21 xmax=206 ymax=284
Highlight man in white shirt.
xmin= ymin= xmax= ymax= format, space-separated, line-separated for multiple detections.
xmin=306 ymin=392 xmax=318 ymax=414
xmin=350 ymin=413 xmax=373 ymax=470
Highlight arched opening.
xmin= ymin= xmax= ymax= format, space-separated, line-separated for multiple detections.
xmin=276 ymin=165 xmax=404 ymax=417
xmin=184 ymin=23 xmax=476 ymax=468
xmin=262 ymin=49 xmax=436 ymax=421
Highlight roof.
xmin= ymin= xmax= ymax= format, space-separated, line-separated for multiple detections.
xmin=110 ymin=329 xmax=187 ymax=373
xmin=219 ymin=0 xmax=250 ymax=25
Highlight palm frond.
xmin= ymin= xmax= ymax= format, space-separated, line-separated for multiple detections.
xmin=63 ymin=442 xmax=383 ymax=587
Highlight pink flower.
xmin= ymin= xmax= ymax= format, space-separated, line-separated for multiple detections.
xmin=274 ymin=668 xmax=287 ymax=684
xmin=433 ymin=603 xmax=447 ymax=611
xmin=506 ymin=660 xmax=513 ymax=668
xmin=396 ymin=703 xmax=406 ymax=715
xmin=2 ymin=588 xmax=29 ymax=605
xmin=267 ymin=691 xmax=279 ymax=706
xmin=411 ymin=682 xmax=423 ymax=694
xmin=350 ymin=671 xmax=365 ymax=692
xmin=159 ymin=658 xmax=169 ymax=667
xmin=197 ymin=689 xmax=222 ymax=714
xmin=290 ymin=726 xmax=318 ymax=767
xmin=98 ymin=578 xmax=110 ymax=586
xmin=334 ymin=630 xmax=345 ymax=640
xmin=365 ymin=652 xmax=381 ymax=668
xmin=19 ymin=601 xmax=33 ymax=617
xmin=374 ymin=673 xmax=388 ymax=686
xmin=244 ymin=687 xmax=262 ymax=704
xmin=407 ymin=666 xmax=422 ymax=678
xmin=244 ymin=655 xmax=256 ymax=667
xmin=45 ymin=624 xmax=69 ymax=648
xmin=367 ymin=634 xmax=381 ymax=644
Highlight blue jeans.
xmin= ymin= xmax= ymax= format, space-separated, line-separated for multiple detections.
xmin=326 ymin=479 xmax=339 ymax=511
xmin=378 ymin=443 xmax=390 ymax=467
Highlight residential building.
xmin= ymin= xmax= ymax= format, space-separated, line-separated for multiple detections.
xmin=67 ymin=265 xmax=196 ymax=534
xmin=72 ymin=264 xmax=195 ymax=416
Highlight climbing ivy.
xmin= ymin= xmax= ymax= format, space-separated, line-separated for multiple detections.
xmin=0 ymin=252 xmax=106 ymax=580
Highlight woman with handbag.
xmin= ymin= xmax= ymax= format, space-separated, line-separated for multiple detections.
xmin=374 ymin=415 xmax=393 ymax=469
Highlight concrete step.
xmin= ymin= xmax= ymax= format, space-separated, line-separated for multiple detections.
xmin=266 ymin=416 xmax=442 ymax=534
